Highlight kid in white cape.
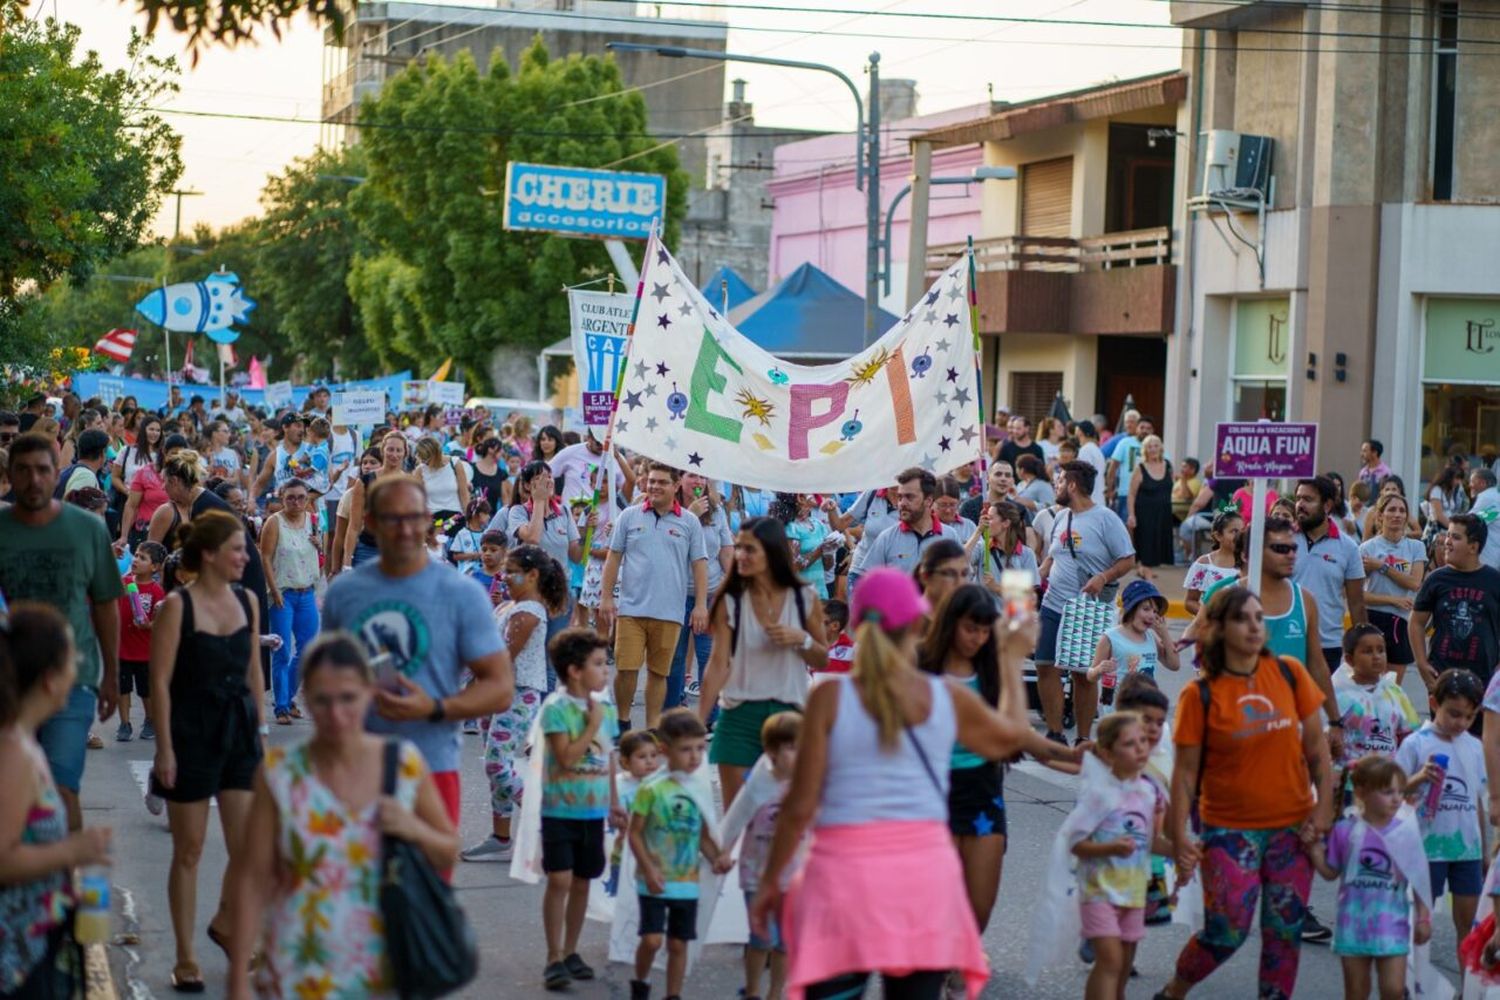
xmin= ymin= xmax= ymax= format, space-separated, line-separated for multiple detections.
xmin=605 ymin=731 xmax=662 ymax=898
xmin=1307 ymin=754 xmax=1436 ymax=1000
xmin=1331 ymin=624 xmax=1419 ymax=806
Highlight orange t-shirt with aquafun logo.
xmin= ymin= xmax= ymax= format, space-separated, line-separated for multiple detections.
xmin=1174 ymin=653 xmax=1325 ymax=830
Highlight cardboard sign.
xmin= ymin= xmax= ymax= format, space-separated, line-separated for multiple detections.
xmin=429 ymin=380 xmax=466 ymax=406
xmin=568 ymin=289 xmax=633 ymax=430
xmin=333 ymin=390 xmax=387 ymax=427
xmin=444 ymin=406 xmax=466 ymax=427
xmin=1213 ymin=421 xmax=1318 ymax=478
xmin=264 ymin=381 xmax=293 ymax=409
xmin=401 ymin=381 xmax=429 ymax=408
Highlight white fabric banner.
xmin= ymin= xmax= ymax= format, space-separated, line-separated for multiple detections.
xmin=611 ymin=242 xmax=983 ymax=493
xmin=568 ymin=289 xmax=634 ymax=430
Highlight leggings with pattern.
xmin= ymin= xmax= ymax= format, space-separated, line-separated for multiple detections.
xmin=480 ymin=686 xmax=543 ymax=818
xmin=1173 ymin=825 xmax=1312 ymax=1000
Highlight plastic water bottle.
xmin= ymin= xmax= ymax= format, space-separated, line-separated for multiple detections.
xmin=1422 ymin=753 xmax=1450 ymax=822
xmin=74 ymin=866 xmax=110 ymax=944
xmin=124 ymin=581 xmax=146 ymax=626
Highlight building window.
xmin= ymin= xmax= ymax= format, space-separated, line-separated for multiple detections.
xmin=1433 ymin=1 xmax=1458 ymax=201
xmin=1421 ymin=297 xmax=1500 ymax=479
xmin=1231 ymin=298 xmax=1290 ymax=420
xmin=1009 ymin=371 xmax=1064 ymax=426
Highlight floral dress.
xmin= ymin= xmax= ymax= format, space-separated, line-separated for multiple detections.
xmin=0 ymin=757 xmax=74 ymax=992
xmin=256 ymin=739 xmax=425 ymax=999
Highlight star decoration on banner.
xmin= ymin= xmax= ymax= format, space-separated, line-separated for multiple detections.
xmin=657 ymin=314 xmax=671 ymax=329
xmin=624 ymin=391 xmax=643 ymax=411
xmin=936 ymin=338 xmax=951 ymax=351
xmin=942 ymin=410 xmax=956 ymax=427
xmin=936 ymin=388 xmax=950 ymax=406
xmin=678 ymin=301 xmax=693 ymax=316
xmin=947 ymin=285 xmax=965 ymax=302
xmin=939 ymin=436 xmax=953 ymax=452
xmin=945 ymin=367 xmax=960 ymax=383
xmin=954 ymin=387 xmax=972 ymax=406
xmin=651 ymin=282 xmax=670 ymax=303
xmin=959 ymin=425 xmax=978 ymax=445
xmin=633 ymin=359 xmax=649 ymax=380
xmin=924 ymin=309 xmax=938 ymax=325
xmin=657 ymin=247 xmax=670 ymax=264
xmin=616 ymin=419 xmax=629 ymax=433
xmin=656 ymin=361 xmax=670 ymax=376
xmin=664 ymin=435 xmax=679 ymax=451
xmin=645 ymin=416 xmax=659 ymax=432
xmin=643 ymin=383 xmax=659 ymax=398
xmin=925 ymin=289 xmax=940 ymax=306
xmin=944 ymin=313 xmax=960 ymax=327
xmin=708 ymin=307 xmax=718 ymax=320
xmin=919 ymin=452 xmax=937 ymax=472
xmin=688 ymin=452 xmax=703 ymax=467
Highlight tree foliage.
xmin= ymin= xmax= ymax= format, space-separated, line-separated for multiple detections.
xmin=347 ymin=37 xmax=688 ymax=390
xmin=119 ymin=0 xmax=347 ymax=61
xmin=254 ymin=145 xmax=379 ymax=380
xmin=0 ymin=4 xmax=182 ymax=364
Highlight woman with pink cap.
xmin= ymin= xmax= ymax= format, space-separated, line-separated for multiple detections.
xmin=748 ymin=568 xmax=1038 ymax=999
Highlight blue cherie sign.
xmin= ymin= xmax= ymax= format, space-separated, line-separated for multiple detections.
xmin=502 ymin=162 xmax=664 ymax=240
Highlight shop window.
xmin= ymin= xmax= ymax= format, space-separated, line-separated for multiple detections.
xmin=1231 ymin=298 xmax=1290 ymax=420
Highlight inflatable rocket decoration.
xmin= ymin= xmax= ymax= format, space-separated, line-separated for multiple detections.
xmin=134 ymin=269 xmax=256 ymax=344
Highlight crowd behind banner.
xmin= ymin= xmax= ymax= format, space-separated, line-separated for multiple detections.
xmin=8 ymin=379 xmax=1500 ymax=999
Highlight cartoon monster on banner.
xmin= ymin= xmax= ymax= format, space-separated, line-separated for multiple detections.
xmin=611 ymin=242 xmax=983 ymax=494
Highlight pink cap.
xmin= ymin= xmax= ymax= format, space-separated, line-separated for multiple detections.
xmin=849 ymin=568 xmax=930 ymax=632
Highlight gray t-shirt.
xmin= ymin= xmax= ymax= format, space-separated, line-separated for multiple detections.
xmin=692 ymin=506 xmax=734 ymax=597
xmin=1471 ymin=488 xmax=1500 ymax=570
xmin=491 ymin=501 xmax=580 ymax=569
xmin=845 ymin=490 xmax=899 ymax=574
xmin=1017 ymin=477 xmax=1056 ymax=510
xmin=1359 ymin=534 xmax=1426 ymax=618
xmin=1293 ymin=526 xmax=1366 ymax=647
xmin=862 ymin=519 xmax=962 ymax=575
xmin=609 ymin=502 xmax=708 ymax=622
xmin=1041 ymin=504 xmax=1135 ymax=613
xmin=322 ymin=561 xmax=503 ymax=773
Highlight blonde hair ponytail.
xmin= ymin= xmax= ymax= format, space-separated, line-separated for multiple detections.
xmin=851 ymin=620 xmax=907 ymax=750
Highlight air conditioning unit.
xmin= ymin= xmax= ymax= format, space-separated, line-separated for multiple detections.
xmin=1199 ymin=130 xmax=1273 ymax=202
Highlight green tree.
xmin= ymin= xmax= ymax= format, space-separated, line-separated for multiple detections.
xmin=254 ymin=145 xmax=378 ymax=381
xmin=0 ymin=5 xmax=182 ymax=365
xmin=347 ymin=38 xmax=688 ymax=389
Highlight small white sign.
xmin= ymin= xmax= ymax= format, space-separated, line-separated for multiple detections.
xmin=401 ymin=381 xmax=429 ymax=408
xmin=264 ymin=381 xmax=293 ymax=408
xmin=429 ymin=380 xmax=466 ymax=406
xmin=333 ymin=390 xmax=386 ymax=426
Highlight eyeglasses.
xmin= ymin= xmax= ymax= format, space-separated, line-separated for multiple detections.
xmin=930 ymin=567 xmax=972 ymax=581
xmin=1267 ymin=542 xmax=1298 ymax=555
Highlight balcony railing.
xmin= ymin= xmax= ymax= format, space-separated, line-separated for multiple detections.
xmin=927 ymin=226 xmax=1171 ymax=280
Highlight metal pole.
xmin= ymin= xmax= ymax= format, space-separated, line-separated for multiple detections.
xmin=159 ymin=277 xmax=172 ymax=385
xmin=1247 ymin=477 xmax=1268 ymax=595
xmin=905 ymin=140 xmax=933 ymax=309
xmin=864 ymin=52 xmax=881 ymax=348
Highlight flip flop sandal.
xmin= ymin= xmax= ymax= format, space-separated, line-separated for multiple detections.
xmin=171 ymin=962 xmax=206 ymax=993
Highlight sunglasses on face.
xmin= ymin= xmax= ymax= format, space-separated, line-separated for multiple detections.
xmin=1267 ymin=542 xmax=1298 ymax=555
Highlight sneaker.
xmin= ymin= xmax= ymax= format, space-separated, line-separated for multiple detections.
xmin=140 ymin=720 xmax=156 ymax=741
xmin=685 ymin=680 xmax=701 ymax=699
xmin=1078 ymin=939 xmax=1095 ymax=964
xmin=460 ymin=835 xmax=512 ymax=862
xmin=543 ymin=961 xmax=570 ymax=990
xmin=462 ymin=720 xmax=481 ymax=735
xmin=1301 ymin=907 xmax=1332 ymax=944
xmin=630 ymin=981 xmax=651 ymax=1000
xmin=562 ymin=954 xmax=594 ymax=980
xmin=1045 ymin=730 xmax=1068 ymax=746
xmin=144 ymin=790 xmax=164 ymax=816
xmin=87 ymin=731 xmax=104 ymax=750
xmin=115 ymin=722 xmax=133 ymax=742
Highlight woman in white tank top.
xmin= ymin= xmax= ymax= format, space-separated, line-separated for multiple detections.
xmin=747 ymin=567 xmax=1039 ymax=1000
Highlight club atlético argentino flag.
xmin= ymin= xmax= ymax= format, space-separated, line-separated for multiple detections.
xmin=92 ymin=328 xmax=137 ymax=363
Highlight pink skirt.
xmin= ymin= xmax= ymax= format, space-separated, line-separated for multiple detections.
xmin=782 ymin=820 xmax=988 ymax=999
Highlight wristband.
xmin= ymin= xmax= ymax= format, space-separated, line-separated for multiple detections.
xmin=428 ymin=698 xmax=446 ymax=724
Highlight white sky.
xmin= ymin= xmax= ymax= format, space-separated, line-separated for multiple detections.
xmin=56 ymin=0 xmax=1180 ymax=237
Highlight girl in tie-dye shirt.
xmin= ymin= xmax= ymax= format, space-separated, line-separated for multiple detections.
xmin=1332 ymin=625 xmax=1419 ymax=803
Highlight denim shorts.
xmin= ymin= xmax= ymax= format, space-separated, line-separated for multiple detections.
xmin=744 ymin=890 xmax=784 ymax=952
xmin=38 ymin=685 xmax=96 ymax=792
xmin=1431 ymin=858 xmax=1484 ymax=897
xmin=1034 ymin=606 xmax=1064 ymax=666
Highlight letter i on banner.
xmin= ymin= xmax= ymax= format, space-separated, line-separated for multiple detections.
xmin=585 ymin=222 xmax=657 ymax=560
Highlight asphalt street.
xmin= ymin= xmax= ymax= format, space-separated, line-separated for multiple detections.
xmin=86 ymin=631 xmax=1459 ymax=998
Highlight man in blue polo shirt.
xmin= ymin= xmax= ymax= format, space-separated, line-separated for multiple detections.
xmin=1293 ymin=475 xmax=1367 ymax=673
xmin=599 ymin=462 xmax=708 ymax=729
xmin=861 ymin=466 xmax=962 ymax=574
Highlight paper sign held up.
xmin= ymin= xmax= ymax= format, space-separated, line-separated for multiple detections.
xmin=333 ymin=390 xmax=387 ymax=426
xmin=429 ymin=380 xmax=466 ymax=406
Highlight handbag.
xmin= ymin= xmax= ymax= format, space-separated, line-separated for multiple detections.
xmin=1054 ymin=593 xmax=1118 ymax=671
xmin=378 ymin=740 xmax=478 ymax=999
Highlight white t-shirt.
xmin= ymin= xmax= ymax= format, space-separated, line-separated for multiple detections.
xmin=1078 ymin=442 xmax=1108 ymax=505
xmin=497 ymin=598 xmax=550 ymax=691
xmin=1394 ymin=723 xmax=1485 ymax=862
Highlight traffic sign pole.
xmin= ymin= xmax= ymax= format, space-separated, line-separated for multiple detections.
xmin=1247 ymin=477 xmax=1268 ymax=596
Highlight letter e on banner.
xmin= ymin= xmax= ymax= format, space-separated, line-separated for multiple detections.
xmin=684 ymin=329 xmax=744 ymax=443
xmin=789 ymin=383 xmax=850 ymax=460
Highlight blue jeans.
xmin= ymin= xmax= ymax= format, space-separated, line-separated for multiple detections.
xmin=667 ymin=595 xmax=713 ymax=710
xmin=38 ymin=685 xmax=96 ymax=792
xmin=270 ymin=587 xmax=320 ymax=715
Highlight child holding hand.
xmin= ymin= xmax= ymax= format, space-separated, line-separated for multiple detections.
xmin=1308 ymin=755 xmax=1432 ymax=1000
xmin=1087 ymin=580 xmax=1180 ymax=698
xmin=605 ymin=731 xmax=661 ymax=898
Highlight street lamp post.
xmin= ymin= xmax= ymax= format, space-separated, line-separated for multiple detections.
xmin=605 ymin=42 xmax=883 ymax=345
xmin=879 ymin=166 xmax=1016 ymax=296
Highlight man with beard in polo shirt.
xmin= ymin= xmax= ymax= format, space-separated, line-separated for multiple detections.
xmin=861 ymin=467 xmax=961 ymax=574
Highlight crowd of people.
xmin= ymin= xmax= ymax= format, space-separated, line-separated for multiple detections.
xmin=5 ymin=385 xmax=1500 ymax=999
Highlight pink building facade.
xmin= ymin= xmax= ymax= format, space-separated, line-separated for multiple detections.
xmin=766 ymin=103 xmax=989 ymax=314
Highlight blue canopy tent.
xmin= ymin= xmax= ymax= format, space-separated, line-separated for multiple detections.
xmin=727 ymin=263 xmax=898 ymax=361
xmin=698 ymin=266 xmax=757 ymax=313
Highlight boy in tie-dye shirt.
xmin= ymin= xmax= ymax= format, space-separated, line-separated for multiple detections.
xmin=1333 ymin=625 xmax=1419 ymax=804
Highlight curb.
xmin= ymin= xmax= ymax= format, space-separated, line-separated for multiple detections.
xmin=85 ymin=943 xmax=116 ymax=1000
